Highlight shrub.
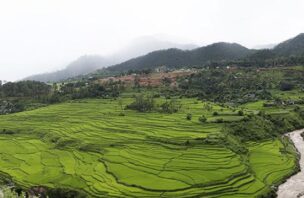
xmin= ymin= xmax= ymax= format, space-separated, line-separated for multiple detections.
xmin=1 ymin=129 xmax=15 ymax=135
xmin=242 ymin=116 xmax=250 ymax=122
xmin=279 ymin=81 xmax=295 ymax=91
xmin=47 ymin=188 xmax=87 ymax=198
xmin=213 ymin=112 xmax=219 ymax=116
xmin=118 ymin=112 xmax=125 ymax=116
xmin=126 ymin=94 xmax=155 ymax=112
xmin=257 ymin=110 xmax=266 ymax=117
xmin=215 ymin=118 xmax=224 ymax=123
xmin=198 ymin=115 xmax=207 ymax=123
xmin=153 ymin=93 xmax=160 ymax=98
xmin=238 ymin=110 xmax=244 ymax=116
xmin=186 ymin=113 xmax=192 ymax=120
xmin=54 ymin=138 xmax=80 ymax=149
xmin=294 ymin=106 xmax=301 ymax=112
xmin=160 ymin=99 xmax=181 ymax=113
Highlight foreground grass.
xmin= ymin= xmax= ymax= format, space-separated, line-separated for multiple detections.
xmin=0 ymin=98 xmax=298 ymax=197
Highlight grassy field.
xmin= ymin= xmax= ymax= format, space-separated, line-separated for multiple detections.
xmin=0 ymin=97 xmax=299 ymax=197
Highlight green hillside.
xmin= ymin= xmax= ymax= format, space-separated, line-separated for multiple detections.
xmin=0 ymin=96 xmax=301 ymax=197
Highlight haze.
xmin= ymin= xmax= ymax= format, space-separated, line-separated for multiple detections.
xmin=1 ymin=0 xmax=304 ymax=81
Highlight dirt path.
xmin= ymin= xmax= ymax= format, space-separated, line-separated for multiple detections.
xmin=277 ymin=129 xmax=304 ymax=198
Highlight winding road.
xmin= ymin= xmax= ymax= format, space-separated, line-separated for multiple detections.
xmin=277 ymin=129 xmax=304 ymax=198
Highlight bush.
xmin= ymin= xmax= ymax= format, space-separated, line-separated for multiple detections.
xmin=186 ymin=113 xmax=192 ymax=120
xmin=0 ymin=129 xmax=15 ymax=135
xmin=242 ymin=116 xmax=250 ymax=122
xmin=47 ymin=188 xmax=87 ymax=198
xmin=215 ymin=118 xmax=224 ymax=123
xmin=126 ymin=94 xmax=155 ymax=112
xmin=160 ymin=99 xmax=181 ymax=113
xmin=118 ymin=112 xmax=125 ymax=116
xmin=238 ymin=110 xmax=244 ymax=116
xmin=198 ymin=115 xmax=207 ymax=123
xmin=294 ymin=106 xmax=301 ymax=112
xmin=279 ymin=81 xmax=295 ymax=91
xmin=226 ymin=116 xmax=275 ymax=141
xmin=213 ymin=112 xmax=219 ymax=116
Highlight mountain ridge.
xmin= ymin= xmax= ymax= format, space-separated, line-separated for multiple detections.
xmin=24 ymin=37 xmax=198 ymax=82
xmin=106 ymin=42 xmax=252 ymax=72
xmin=25 ymin=33 xmax=304 ymax=82
xmin=273 ymin=33 xmax=304 ymax=56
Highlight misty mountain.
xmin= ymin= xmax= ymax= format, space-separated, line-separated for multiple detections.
xmin=246 ymin=33 xmax=304 ymax=61
xmin=25 ymin=33 xmax=304 ymax=82
xmin=106 ymin=33 xmax=304 ymax=73
xmin=252 ymin=43 xmax=276 ymax=49
xmin=106 ymin=42 xmax=252 ymax=72
xmin=111 ymin=36 xmax=198 ymax=63
xmin=25 ymin=36 xmax=198 ymax=82
xmin=24 ymin=55 xmax=114 ymax=82
xmin=273 ymin=33 xmax=304 ymax=56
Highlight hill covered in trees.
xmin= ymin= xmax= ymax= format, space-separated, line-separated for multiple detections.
xmin=106 ymin=42 xmax=253 ymax=72
xmin=0 ymin=66 xmax=304 ymax=197
xmin=273 ymin=33 xmax=304 ymax=56
xmin=99 ymin=33 xmax=304 ymax=74
xmin=24 ymin=37 xmax=197 ymax=83
xmin=23 ymin=33 xmax=304 ymax=83
xmin=24 ymin=55 xmax=115 ymax=82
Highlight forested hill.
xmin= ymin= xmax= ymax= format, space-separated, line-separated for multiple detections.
xmin=106 ymin=42 xmax=252 ymax=72
xmin=273 ymin=33 xmax=304 ymax=56
xmin=25 ymin=33 xmax=304 ymax=82
xmin=24 ymin=55 xmax=114 ymax=82
xmin=103 ymin=33 xmax=304 ymax=73
xmin=24 ymin=37 xmax=198 ymax=83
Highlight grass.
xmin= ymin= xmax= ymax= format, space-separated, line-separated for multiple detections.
xmin=0 ymin=97 xmax=299 ymax=197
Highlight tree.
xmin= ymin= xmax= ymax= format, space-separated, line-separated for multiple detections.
xmin=126 ymin=94 xmax=155 ymax=112
xmin=160 ymin=99 xmax=181 ymax=113
xmin=162 ymin=77 xmax=172 ymax=87
xmin=198 ymin=115 xmax=207 ymax=123
xmin=134 ymin=75 xmax=141 ymax=90
xmin=238 ymin=110 xmax=244 ymax=116
xmin=279 ymin=81 xmax=294 ymax=91
xmin=213 ymin=112 xmax=219 ymax=116
xmin=203 ymin=103 xmax=213 ymax=112
xmin=118 ymin=98 xmax=124 ymax=111
xmin=186 ymin=113 xmax=192 ymax=120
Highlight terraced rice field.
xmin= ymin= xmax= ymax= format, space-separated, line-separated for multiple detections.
xmin=0 ymin=98 xmax=298 ymax=197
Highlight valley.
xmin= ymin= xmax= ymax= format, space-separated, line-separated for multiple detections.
xmin=0 ymin=35 xmax=304 ymax=198
xmin=2 ymin=1 xmax=304 ymax=197
xmin=0 ymin=90 xmax=303 ymax=197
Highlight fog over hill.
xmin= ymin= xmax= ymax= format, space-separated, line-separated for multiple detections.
xmin=24 ymin=36 xmax=198 ymax=82
xmin=25 ymin=33 xmax=304 ymax=82
xmin=252 ymin=43 xmax=277 ymax=50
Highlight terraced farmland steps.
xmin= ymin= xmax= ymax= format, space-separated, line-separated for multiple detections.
xmin=278 ymin=129 xmax=304 ymax=198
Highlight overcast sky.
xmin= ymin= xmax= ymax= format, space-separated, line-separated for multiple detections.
xmin=1 ymin=0 xmax=304 ymax=81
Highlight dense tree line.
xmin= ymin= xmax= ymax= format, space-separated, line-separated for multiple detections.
xmin=100 ymin=34 xmax=304 ymax=75
xmin=0 ymin=80 xmax=123 ymax=114
xmin=177 ymin=68 xmax=303 ymax=103
xmin=223 ymin=55 xmax=304 ymax=68
xmin=126 ymin=94 xmax=181 ymax=113
xmin=225 ymin=107 xmax=304 ymax=141
xmin=0 ymin=81 xmax=51 ymax=98
xmin=47 ymin=81 xmax=122 ymax=103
